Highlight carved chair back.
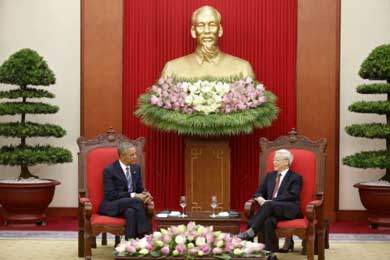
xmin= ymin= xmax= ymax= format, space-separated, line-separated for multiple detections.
xmin=259 ymin=129 xmax=327 ymax=211
xmin=77 ymin=128 xmax=145 ymax=213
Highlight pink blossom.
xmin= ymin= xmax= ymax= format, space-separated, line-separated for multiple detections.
xmin=175 ymin=244 xmax=186 ymax=254
xmin=258 ymin=96 xmax=267 ymax=103
xmin=188 ymin=247 xmax=198 ymax=256
xmin=200 ymin=244 xmax=211 ymax=255
xmin=206 ymin=233 xmax=215 ymax=244
xmin=126 ymin=245 xmax=136 ymax=254
xmin=158 ymin=78 xmax=165 ymax=85
xmin=166 ymin=77 xmax=173 ymax=84
xmin=161 ymin=246 xmax=170 ymax=255
xmin=212 ymin=247 xmax=223 ymax=254
xmin=162 ymin=234 xmax=171 ymax=243
xmin=150 ymin=95 xmax=160 ymax=105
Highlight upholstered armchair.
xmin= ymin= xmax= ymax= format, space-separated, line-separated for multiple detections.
xmin=77 ymin=128 xmax=154 ymax=259
xmin=244 ymin=129 xmax=327 ymax=260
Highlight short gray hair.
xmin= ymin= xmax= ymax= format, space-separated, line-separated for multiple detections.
xmin=275 ymin=149 xmax=293 ymax=166
xmin=191 ymin=5 xmax=221 ymax=25
xmin=118 ymin=142 xmax=135 ymax=156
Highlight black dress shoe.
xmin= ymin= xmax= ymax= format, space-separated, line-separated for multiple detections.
xmin=267 ymin=254 xmax=278 ymax=260
xmin=238 ymin=232 xmax=254 ymax=241
xmin=279 ymin=237 xmax=294 ymax=253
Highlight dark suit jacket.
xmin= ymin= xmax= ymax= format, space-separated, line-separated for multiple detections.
xmin=253 ymin=170 xmax=303 ymax=218
xmin=99 ymin=160 xmax=144 ymax=216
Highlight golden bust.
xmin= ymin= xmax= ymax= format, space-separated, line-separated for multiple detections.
xmin=161 ymin=5 xmax=255 ymax=79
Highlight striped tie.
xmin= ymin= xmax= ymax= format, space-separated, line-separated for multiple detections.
xmin=126 ymin=166 xmax=133 ymax=193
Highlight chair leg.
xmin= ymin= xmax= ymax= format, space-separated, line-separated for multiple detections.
xmin=115 ymin=235 xmax=121 ymax=246
xmin=102 ymin=232 xmax=107 ymax=245
xmin=316 ymin=226 xmax=326 ymax=260
xmin=325 ymin=219 xmax=330 ymax=249
xmin=306 ymin=235 xmax=315 ymax=260
xmin=92 ymin=236 xmax=97 ymax=248
xmin=301 ymin=239 xmax=306 ymax=255
xmin=84 ymin=232 xmax=92 ymax=260
xmin=78 ymin=229 xmax=85 ymax=257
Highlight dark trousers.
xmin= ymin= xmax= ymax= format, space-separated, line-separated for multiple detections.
xmin=248 ymin=201 xmax=300 ymax=252
xmin=118 ymin=197 xmax=151 ymax=239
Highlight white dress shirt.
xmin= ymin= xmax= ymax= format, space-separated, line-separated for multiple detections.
xmin=119 ymin=160 xmax=135 ymax=198
xmin=274 ymin=168 xmax=289 ymax=198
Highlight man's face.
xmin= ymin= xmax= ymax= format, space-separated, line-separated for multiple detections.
xmin=273 ymin=154 xmax=289 ymax=172
xmin=120 ymin=147 xmax=137 ymax=165
xmin=192 ymin=10 xmax=221 ymax=49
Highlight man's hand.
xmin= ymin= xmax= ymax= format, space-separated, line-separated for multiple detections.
xmin=134 ymin=191 xmax=153 ymax=203
xmin=255 ymin=196 xmax=268 ymax=206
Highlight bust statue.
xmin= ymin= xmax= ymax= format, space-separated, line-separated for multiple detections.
xmin=161 ymin=5 xmax=255 ymax=79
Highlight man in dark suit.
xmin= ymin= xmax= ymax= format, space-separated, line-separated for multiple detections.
xmin=99 ymin=142 xmax=152 ymax=239
xmin=239 ymin=149 xmax=302 ymax=258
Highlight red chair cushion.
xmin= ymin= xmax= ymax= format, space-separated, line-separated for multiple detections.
xmin=91 ymin=214 xmax=126 ymax=225
xmin=277 ymin=218 xmax=308 ymax=229
xmin=266 ymin=149 xmax=317 ymax=215
xmin=87 ymin=147 xmax=119 ymax=214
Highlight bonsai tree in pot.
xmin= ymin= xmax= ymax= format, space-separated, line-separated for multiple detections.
xmin=0 ymin=48 xmax=72 ymax=224
xmin=343 ymin=44 xmax=390 ymax=228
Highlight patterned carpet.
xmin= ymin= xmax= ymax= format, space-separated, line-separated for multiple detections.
xmin=0 ymin=237 xmax=389 ymax=260
xmin=1 ymin=231 xmax=390 ymax=260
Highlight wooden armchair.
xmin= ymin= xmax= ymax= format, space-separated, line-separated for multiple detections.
xmin=244 ymin=129 xmax=327 ymax=260
xmin=77 ymin=128 xmax=154 ymax=259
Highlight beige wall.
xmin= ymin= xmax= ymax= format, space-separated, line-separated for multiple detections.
xmin=339 ymin=0 xmax=390 ymax=209
xmin=0 ymin=0 xmax=80 ymax=207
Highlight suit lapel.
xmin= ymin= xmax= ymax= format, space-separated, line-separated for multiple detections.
xmin=268 ymin=171 xmax=277 ymax=198
xmin=114 ymin=160 xmax=128 ymax=185
xmin=277 ymin=170 xmax=292 ymax=195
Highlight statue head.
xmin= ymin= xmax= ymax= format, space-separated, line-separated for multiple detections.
xmin=191 ymin=6 xmax=223 ymax=52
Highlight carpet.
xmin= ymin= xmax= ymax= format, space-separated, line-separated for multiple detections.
xmin=0 ymin=238 xmax=389 ymax=260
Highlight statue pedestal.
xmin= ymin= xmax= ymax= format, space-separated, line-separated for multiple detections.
xmin=184 ymin=137 xmax=231 ymax=212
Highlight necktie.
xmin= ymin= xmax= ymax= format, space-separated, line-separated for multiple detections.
xmin=272 ymin=173 xmax=282 ymax=198
xmin=126 ymin=166 xmax=133 ymax=193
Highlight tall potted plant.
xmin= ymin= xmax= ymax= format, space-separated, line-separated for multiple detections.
xmin=343 ymin=44 xmax=390 ymax=228
xmin=0 ymin=49 xmax=72 ymax=224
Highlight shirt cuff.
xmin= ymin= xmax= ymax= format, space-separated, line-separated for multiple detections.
xmin=130 ymin=192 xmax=136 ymax=198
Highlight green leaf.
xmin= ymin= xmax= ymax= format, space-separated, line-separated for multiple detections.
xmin=345 ymin=123 xmax=390 ymax=139
xmin=0 ymin=122 xmax=66 ymax=138
xmin=213 ymin=254 xmax=232 ymax=260
xmin=357 ymin=83 xmax=390 ymax=94
xmin=0 ymin=145 xmax=72 ymax=166
xmin=0 ymin=88 xmax=54 ymax=99
xmin=0 ymin=102 xmax=59 ymax=115
xmin=348 ymin=101 xmax=390 ymax=114
xmin=0 ymin=48 xmax=55 ymax=86
xmin=343 ymin=150 xmax=390 ymax=169
xmin=359 ymin=44 xmax=390 ymax=80
xmin=135 ymin=91 xmax=279 ymax=136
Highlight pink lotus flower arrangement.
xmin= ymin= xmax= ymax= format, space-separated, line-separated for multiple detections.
xmin=149 ymin=77 xmax=267 ymax=115
xmin=115 ymin=222 xmax=266 ymax=259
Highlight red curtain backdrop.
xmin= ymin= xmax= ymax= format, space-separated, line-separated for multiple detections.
xmin=123 ymin=0 xmax=297 ymax=210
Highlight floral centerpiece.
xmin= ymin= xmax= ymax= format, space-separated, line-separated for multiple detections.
xmin=135 ymin=77 xmax=278 ymax=136
xmin=115 ymin=222 xmax=267 ymax=259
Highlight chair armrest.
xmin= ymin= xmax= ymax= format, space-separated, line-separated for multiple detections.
xmin=80 ymin=197 xmax=91 ymax=204
xmin=309 ymin=192 xmax=325 ymax=227
xmin=78 ymin=188 xmax=86 ymax=198
xmin=244 ymin=198 xmax=258 ymax=218
xmin=305 ymin=203 xmax=316 ymax=222
xmin=145 ymin=200 xmax=155 ymax=216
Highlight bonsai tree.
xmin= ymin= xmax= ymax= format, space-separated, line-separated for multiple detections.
xmin=0 ymin=49 xmax=72 ymax=179
xmin=343 ymin=44 xmax=390 ymax=182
